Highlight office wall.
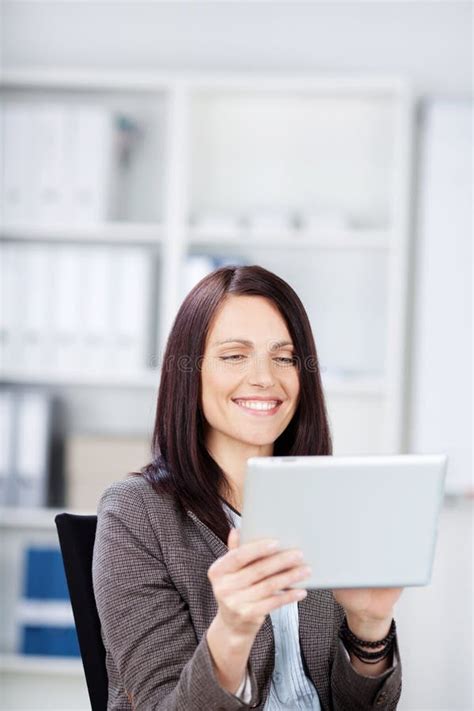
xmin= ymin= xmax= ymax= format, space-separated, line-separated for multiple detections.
xmin=2 ymin=1 xmax=472 ymax=95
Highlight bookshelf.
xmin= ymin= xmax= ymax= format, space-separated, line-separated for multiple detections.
xmin=0 ymin=506 xmax=91 ymax=708
xmin=1 ymin=221 xmax=164 ymax=244
xmin=1 ymin=68 xmax=414 ymax=450
xmin=0 ymin=70 xmax=415 ymax=701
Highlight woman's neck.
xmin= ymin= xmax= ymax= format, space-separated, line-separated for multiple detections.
xmin=206 ymin=432 xmax=273 ymax=512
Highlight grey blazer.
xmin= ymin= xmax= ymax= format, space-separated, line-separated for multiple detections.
xmin=92 ymin=475 xmax=402 ymax=710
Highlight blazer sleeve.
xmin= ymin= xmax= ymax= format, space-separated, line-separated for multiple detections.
xmin=92 ymin=481 xmax=259 ymax=710
xmin=330 ymin=622 xmax=402 ymax=710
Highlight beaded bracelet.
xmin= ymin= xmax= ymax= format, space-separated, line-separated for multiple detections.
xmin=341 ymin=639 xmax=394 ymax=664
xmin=338 ymin=617 xmax=396 ymax=665
xmin=339 ymin=616 xmax=396 ymax=648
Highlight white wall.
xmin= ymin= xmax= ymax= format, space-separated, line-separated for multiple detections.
xmin=2 ymin=1 xmax=472 ymax=96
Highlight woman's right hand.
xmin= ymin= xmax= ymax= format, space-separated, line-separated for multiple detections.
xmin=207 ymin=527 xmax=312 ymax=642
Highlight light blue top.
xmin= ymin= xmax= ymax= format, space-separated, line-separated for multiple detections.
xmin=222 ymin=501 xmax=322 ymax=710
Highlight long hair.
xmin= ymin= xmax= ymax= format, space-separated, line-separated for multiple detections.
xmin=133 ymin=264 xmax=332 ymax=544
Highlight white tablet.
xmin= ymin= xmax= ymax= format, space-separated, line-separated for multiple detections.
xmin=239 ymin=454 xmax=448 ymax=589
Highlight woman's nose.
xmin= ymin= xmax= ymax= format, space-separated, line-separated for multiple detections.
xmin=247 ymin=354 xmax=275 ymax=387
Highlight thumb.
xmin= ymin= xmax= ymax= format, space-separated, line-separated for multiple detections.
xmin=227 ymin=526 xmax=240 ymax=550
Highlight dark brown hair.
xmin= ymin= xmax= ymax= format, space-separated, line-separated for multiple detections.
xmin=134 ymin=264 xmax=332 ymax=544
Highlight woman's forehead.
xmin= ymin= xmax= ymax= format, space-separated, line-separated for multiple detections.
xmin=207 ymin=295 xmax=291 ymax=342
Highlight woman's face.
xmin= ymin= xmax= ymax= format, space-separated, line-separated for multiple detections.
xmin=201 ymin=295 xmax=300 ymax=451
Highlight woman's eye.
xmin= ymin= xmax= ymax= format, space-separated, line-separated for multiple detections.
xmin=219 ymin=355 xmax=296 ymax=365
xmin=275 ymin=357 xmax=296 ymax=365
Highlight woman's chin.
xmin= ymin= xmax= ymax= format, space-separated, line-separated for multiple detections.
xmin=233 ymin=431 xmax=276 ymax=449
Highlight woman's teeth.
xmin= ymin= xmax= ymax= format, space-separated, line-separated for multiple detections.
xmin=233 ymin=400 xmax=279 ymax=411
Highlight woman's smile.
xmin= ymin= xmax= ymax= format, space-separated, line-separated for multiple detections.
xmin=231 ymin=397 xmax=284 ymax=417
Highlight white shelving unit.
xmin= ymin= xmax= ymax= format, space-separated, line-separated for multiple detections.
xmin=1 ymin=221 xmax=164 ymax=244
xmin=1 ymin=68 xmax=414 ymax=451
xmin=0 ymin=69 xmax=414 ymax=705
xmin=0 ymin=506 xmax=92 ymax=708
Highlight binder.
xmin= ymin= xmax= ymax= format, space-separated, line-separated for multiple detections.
xmin=51 ymin=244 xmax=83 ymax=373
xmin=69 ymin=106 xmax=115 ymax=224
xmin=2 ymin=104 xmax=33 ymax=223
xmin=111 ymin=247 xmax=150 ymax=372
xmin=20 ymin=244 xmax=52 ymax=371
xmin=31 ymin=105 xmax=68 ymax=224
xmin=0 ymin=389 xmax=15 ymax=505
xmin=18 ymin=546 xmax=80 ymax=657
xmin=0 ymin=241 xmax=18 ymax=371
xmin=65 ymin=433 xmax=150 ymax=509
xmin=80 ymin=246 xmax=112 ymax=373
xmin=13 ymin=391 xmax=52 ymax=507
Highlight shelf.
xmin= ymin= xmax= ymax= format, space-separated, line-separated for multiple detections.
xmin=0 ymin=68 xmax=175 ymax=92
xmin=0 ymin=506 xmax=96 ymax=529
xmin=0 ymin=68 xmax=408 ymax=95
xmin=0 ymin=68 xmax=414 ymax=459
xmin=0 ymin=368 xmax=161 ymax=388
xmin=1 ymin=225 xmax=392 ymax=251
xmin=16 ymin=600 xmax=75 ymax=626
xmin=0 ymin=653 xmax=83 ymax=676
xmin=188 ymin=227 xmax=392 ymax=251
xmin=1 ymin=222 xmax=164 ymax=245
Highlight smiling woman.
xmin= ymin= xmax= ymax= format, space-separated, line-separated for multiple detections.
xmin=92 ymin=264 xmax=402 ymax=711
xmin=201 ymin=294 xmax=302 ymax=512
xmin=142 ymin=264 xmax=332 ymax=540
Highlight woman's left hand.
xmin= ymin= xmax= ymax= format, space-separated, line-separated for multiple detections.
xmin=331 ymin=587 xmax=404 ymax=639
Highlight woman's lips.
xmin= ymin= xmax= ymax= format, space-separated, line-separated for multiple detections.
xmin=231 ymin=399 xmax=283 ymax=417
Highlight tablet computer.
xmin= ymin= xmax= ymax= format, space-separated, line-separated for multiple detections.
xmin=239 ymin=454 xmax=448 ymax=589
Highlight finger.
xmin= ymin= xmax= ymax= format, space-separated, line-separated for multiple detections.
xmin=236 ymin=587 xmax=308 ymax=620
xmin=231 ymin=548 xmax=306 ymax=589
xmin=231 ymin=563 xmax=311 ymax=604
xmin=211 ymin=537 xmax=281 ymax=576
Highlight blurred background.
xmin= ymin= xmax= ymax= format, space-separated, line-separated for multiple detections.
xmin=0 ymin=2 xmax=472 ymax=709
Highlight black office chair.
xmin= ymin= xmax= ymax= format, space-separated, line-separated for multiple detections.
xmin=55 ymin=513 xmax=108 ymax=711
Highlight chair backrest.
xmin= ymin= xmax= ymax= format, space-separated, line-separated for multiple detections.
xmin=55 ymin=513 xmax=108 ymax=711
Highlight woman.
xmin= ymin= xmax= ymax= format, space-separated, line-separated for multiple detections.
xmin=92 ymin=265 xmax=403 ymax=710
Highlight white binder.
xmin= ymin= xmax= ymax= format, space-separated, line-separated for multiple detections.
xmin=80 ymin=246 xmax=112 ymax=373
xmin=51 ymin=245 xmax=83 ymax=373
xmin=111 ymin=248 xmax=150 ymax=373
xmin=21 ymin=245 xmax=52 ymax=371
xmin=2 ymin=104 xmax=33 ymax=223
xmin=0 ymin=389 xmax=15 ymax=506
xmin=31 ymin=105 xmax=69 ymax=224
xmin=13 ymin=391 xmax=52 ymax=507
xmin=69 ymin=106 xmax=115 ymax=224
xmin=0 ymin=242 xmax=23 ymax=371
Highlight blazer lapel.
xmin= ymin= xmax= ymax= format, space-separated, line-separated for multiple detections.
xmin=297 ymin=589 xmax=335 ymax=710
xmin=186 ymin=509 xmax=275 ymax=698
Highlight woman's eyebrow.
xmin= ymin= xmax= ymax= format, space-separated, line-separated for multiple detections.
xmin=213 ymin=338 xmax=253 ymax=346
xmin=213 ymin=338 xmax=294 ymax=349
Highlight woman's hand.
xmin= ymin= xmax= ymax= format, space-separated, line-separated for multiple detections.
xmin=207 ymin=527 xmax=311 ymax=642
xmin=331 ymin=587 xmax=404 ymax=640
